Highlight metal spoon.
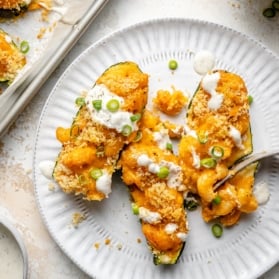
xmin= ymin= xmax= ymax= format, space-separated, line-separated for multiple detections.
xmin=213 ymin=149 xmax=279 ymax=191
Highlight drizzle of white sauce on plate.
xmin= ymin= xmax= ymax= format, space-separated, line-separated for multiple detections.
xmin=253 ymin=181 xmax=270 ymax=205
xmin=193 ymin=50 xmax=215 ymax=75
xmin=39 ymin=160 xmax=55 ymax=179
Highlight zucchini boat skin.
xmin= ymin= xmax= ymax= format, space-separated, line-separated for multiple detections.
xmin=0 ymin=0 xmax=30 ymax=18
xmin=179 ymin=70 xmax=258 ymax=226
xmin=120 ymin=110 xmax=188 ymax=264
xmin=53 ymin=61 xmax=148 ymax=201
xmin=0 ymin=29 xmax=26 ymax=84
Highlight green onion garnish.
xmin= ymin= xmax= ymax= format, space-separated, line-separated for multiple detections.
xmin=75 ymin=97 xmax=85 ymax=106
xmin=121 ymin=125 xmax=132 ymax=137
xmin=157 ymin=166 xmax=170 ymax=179
xmin=107 ymin=99 xmax=120 ymax=112
xmin=20 ymin=40 xmax=30 ymax=54
xmin=210 ymin=146 xmax=224 ymax=159
xmin=130 ymin=113 xmax=141 ymax=122
xmin=90 ymin=168 xmax=103 ymax=180
xmin=200 ymin=158 xmax=217 ymax=168
xmin=212 ymin=223 xmax=223 ymax=238
xmin=166 ymin=142 xmax=173 ymax=151
xmin=248 ymin=95 xmax=253 ymax=105
xmin=212 ymin=195 xmax=222 ymax=205
xmin=198 ymin=132 xmax=208 ymax=144
xmin=93 ymin=100 xmax=102 ymax=111
xmin=185 ymin=200 xmax=199 ymax=211
xmin=133 ymin=130 xmax=142 ymax=142
xmin=168 ymin=59 xmax=178 ymax=70
xmin=263 ymin=7 xmax=276 ymax=18
xmin=131 ymin=203 xmax=139 ymax=215
xmin=272 ymin=0 xmax=279 ymax=11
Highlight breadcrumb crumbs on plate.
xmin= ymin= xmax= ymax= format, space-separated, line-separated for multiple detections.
xmin=137 ymin=238 xmax=142 ymax=244
xmin=94 ymin=242 xmax=100 ymax=250
xmin=104 ymin=238 xmax=111 ymax=245
xmin=116 ymin=243 xmax=122 ymax=250
xmin=71 ymin=212 xmax=86 ymax=228
xmin=48 ymin=182 xmax=55 ymax=191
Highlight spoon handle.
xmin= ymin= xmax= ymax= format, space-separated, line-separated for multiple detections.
xmin=213 ymin=149 xmax=279 ymax=191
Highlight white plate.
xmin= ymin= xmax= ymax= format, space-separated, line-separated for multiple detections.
xmin=33 ymin=19 xmax=279 ymax=279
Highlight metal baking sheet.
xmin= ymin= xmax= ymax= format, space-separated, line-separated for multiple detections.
xmin=0 ymin=0 xmax=109 ymax=137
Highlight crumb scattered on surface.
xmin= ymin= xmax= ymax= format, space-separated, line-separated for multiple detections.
xmin=116 ymin=243 xmax=122 ymax=250
xmin=71 ymin=212 xmax=86 ymax=228
xmin=94 ymin=242 xmax=100 ymax=250
xmin=104 ymin=238 xmax=111 ymax=245
xmin=137 ymin=238 xmax=142 ymax=244
xmin=48 ymin=183 xmax=55 ymax=191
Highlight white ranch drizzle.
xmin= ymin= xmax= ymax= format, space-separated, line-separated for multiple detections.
xmin=4 ymin=35 xmax=12 ymax=44
xmin=85 ymin=84 xmax=137 ymax=134
xmin=191 ymin=147 xmax=200 ymax=169
xmin=253 ymin=181 xmax=270 ymax=205
xmin=153 ymin=128 xmax=171 ymax=150
xmin=176 ymin=232 xmax=188 ymax=241
xmin=95 ymin=170 xmax=112 ymax=198
xmin=201 ymin=72 xmax=223 ymax=110
xmin=193 ymin=50 xmax=215 ymax=75
xmin=136 ymin=154 xmax=184 ymax=190
xmin=165 ymin=223 xmax=178 ymax=234
xmin=138 ymin=207 xmax=162 ymax=224
xmin=39 ymin=160 xmax=55 ymax=179
xmin=229 ymin=125 xmax=244 ymax=149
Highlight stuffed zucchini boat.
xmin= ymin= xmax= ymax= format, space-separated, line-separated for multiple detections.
xmin=179 ymin=70 xmax=258 ymax=226
xmin=0 ymin=29 xmax=26 ymax=84
xmin=0 ymin=0 xmax=31 ymax=17
xmin=120 ymin=110 xmax=188 ymax=264
xmin=53 ymin=62 xmax=148 ymax=201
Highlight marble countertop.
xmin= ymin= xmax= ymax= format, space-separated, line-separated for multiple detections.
xmin=1 ymin=0 xmax=279 ymax=278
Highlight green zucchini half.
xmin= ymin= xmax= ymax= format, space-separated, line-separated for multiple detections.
xmin=52 ymin=61 xmax=148 ymax=201
xmin=0 ymin=0 xmax=30 ymax=18
xmin=0 ymin=29 xmax=26 ymax=84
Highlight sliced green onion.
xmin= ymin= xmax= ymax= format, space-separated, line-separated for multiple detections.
xmin=121 ymin=125 xmax=132 ymax=137
xmin=212 ymin=195 xmax=222 ymax=205
xmin=248 ymin=95 xmax=253 ymax=105
xmin=166 ymin=142 xmax=173 ymax=151
xmin=185 ymin=199 xmax=199 ymax=211
xmin=90 ymin=168 xmax=103 ymax=180
xmin=133 ymin=130 xmax=142 ymax=142
xmin=20 ymin=40 xmax=30 ymax=54
xmin=212 ymin=223 xmax=223 ymax=238
xmin=200 ymin=158 xmax=217 ymax=168
xmin=131 ymin=203 xmax=139 ymax=215
xmin=198 ymin=132 xmax=208 ymax=144
xmin=157 ymin=166 xmax=170 ymax=179
xmin=92 ymin=100 xmax=102 ymax=111
xmin=272 ymin=0 xmax=279 ymax=11
xmin=75 ymin=97 xmax=85 ymax=106
xmin=106 ymin=99 xmax=120 ymax=112
xmin=263 ymin=7 xmax=276 ymax=18
xmin=130 ymin=113 xmax=141 ymax=122
xmin=210 ymin=146 xmax=224 ymax=159
xmin=168 ymin=59 xmax=178 ymax=70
